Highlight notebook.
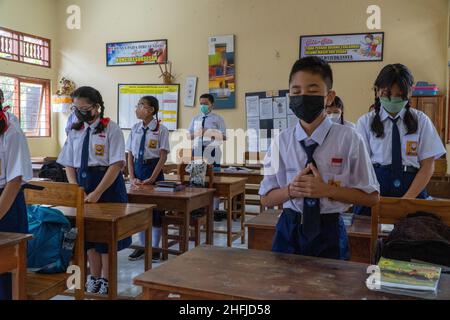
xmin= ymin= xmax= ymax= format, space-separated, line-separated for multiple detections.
xmin=154 ymin=181 xmax=185 ymax=192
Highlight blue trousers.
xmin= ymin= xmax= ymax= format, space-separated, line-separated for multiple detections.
xmin=272 ymin=208 xmax=349 ymax=260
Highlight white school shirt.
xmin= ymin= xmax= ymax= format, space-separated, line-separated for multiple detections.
xmin=0 ymin=124 xmax=32 ymax=188
xmin=356 ymin=107 xmax=446 ymax=168
xmin=57 ymin=118 xmax=125 ymax=168
xmin=6 ymin=112 xmax=20 ymax=129
xmin=259 ymin=118 xmax=379 ymax=214
xmin=188 ymin=112 xmax=226 ymax=147
xmin=329 ymin=116 xmax=356 ymax=129
xmin=126 ymin=119 xmax=170 ymax=160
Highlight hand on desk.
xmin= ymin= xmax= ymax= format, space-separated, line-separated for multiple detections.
xmin=85 ymin=190 xmax=101 ymax=203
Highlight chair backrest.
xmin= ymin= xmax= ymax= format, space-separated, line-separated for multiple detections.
xmin=370 ymin=197 xmax=450 ymax=263
xmin=24 ymin=181 xmax=85 ymax=300
xmin=244 ymin=151 xmax=266 ymax=165
xmin=177 ymin=162 xmax=214 ymax=188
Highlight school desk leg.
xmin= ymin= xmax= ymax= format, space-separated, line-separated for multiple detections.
xmin=227 ymin=197 xmax=232 ymax=247
xmin=108 ymin=227 xmax=118 ymax=300
xmin=183 ymin=207 xmax=190 ymax=253
xmin=206 ymin=194 xmax=214 ymax=245
xmin=144 ymin=225 xmax=152 ymax=271
xmin=240 ymin=193 xmax=246 ymax=244
xmin=12 ymin=242 xmax=27 ymax=300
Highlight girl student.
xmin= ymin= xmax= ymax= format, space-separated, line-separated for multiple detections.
xmin=126 ymin=96 xmax=170 ymax=262
xmin=0 ymin=96 xmax=33 ymax=300
xmin=325 ymin=96 xmax=356 ymax=129
xmin=355 ymin=64 xmax=446 ymax=215
xmin=57 ymin=86 xmax=130 ymax=295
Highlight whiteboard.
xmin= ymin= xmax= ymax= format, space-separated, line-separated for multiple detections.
xmin=118 ymin=84 xmax=179 ymax=130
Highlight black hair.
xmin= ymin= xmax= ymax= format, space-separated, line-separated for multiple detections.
xmin=289 ymin=56 xmax=333 ymax=90
xmin=71 ymin=86 xmax=106 ymax=134
xmin=330 ymin=96 xmax=345 ymax=125
xmin=140 ymin=95 xmax=160 ymax=132
xmin=370 ymin=64 xmax=418 ymax=138
xmin=200 ymin=93 xmax=214 ymax=105
xmin=0 ymin=89 xmax=4 ymax=100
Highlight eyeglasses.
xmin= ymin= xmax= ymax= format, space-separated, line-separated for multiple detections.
xmin=135 ymin=103 xmax=152 ymax=110
xmin=71 ymin=104 xmax=96 ymax=113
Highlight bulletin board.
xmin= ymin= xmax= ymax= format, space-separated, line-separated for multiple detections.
xmin=245 ymin=90 xmax=297 ymax=152
xmin=118 ymin=84 xmax=179 ymax=131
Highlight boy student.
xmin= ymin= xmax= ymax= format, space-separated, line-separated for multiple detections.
xmin=259 ymin=57 xmax=380 ymax=259
xmin=188 ymin=93 xmax=227 ymax=219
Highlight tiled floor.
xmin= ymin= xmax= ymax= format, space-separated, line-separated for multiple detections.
xmin=54 ymin=205 xmax=260 ymax=300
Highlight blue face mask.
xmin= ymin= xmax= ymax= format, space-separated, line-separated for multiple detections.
xmin=200 ymin=104 xmax=210 ymax=115
xmin=380 ymin=97 xmax=408 ymax=114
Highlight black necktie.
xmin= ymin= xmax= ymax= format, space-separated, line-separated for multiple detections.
xmin=138 ymin=127 xmax=149 ymax=164
xmin=390 ymin=117 xmax=402 ymax=196
xmin=80 ymin=127 xmax=91 ymax=184
xmin=300 ymin=140 xmax=321 ymax=241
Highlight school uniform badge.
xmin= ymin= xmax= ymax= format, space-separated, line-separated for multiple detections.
xmin=149 ymin=140 xmax=158 ymax=149
xmin=406 ymin=141 xmax=418 ymax=156
xmin=95 ymin=144 xmax=105 ymax=156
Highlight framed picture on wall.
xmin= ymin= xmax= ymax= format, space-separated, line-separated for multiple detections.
xmin=300 ymin=32 xmax=384 ymax=63
xmin=106 ymin=39 xmax=168 ymax=67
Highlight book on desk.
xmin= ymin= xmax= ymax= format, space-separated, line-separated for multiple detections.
xmin=154 ymin=181 xmax=186 ymax=192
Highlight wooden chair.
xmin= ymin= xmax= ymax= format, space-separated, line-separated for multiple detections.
xmin=161 ymin=160 xmax=214 ymax=259
xmin=242 ymin=152 xmax=266 ymax=213
xmin=25 ymin=181 xmax=85 ymax=300
xmin=244 ymin=151 xmax=266 ymax=167
xmin=370 ymin=197 xmax=450 ymax=264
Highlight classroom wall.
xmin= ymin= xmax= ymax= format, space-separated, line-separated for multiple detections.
xmin=2 ymin=0 xmax=449 ymax=165
xmin=0 ymin=0 xmax=60 ymax=157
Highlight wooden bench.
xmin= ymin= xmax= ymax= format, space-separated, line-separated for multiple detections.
xmin=24 ymin=181 xmax=85 ymax=300
xmin=245 ymin=210 xmax=383 ymax=263
xmin=371 ymin=197 xmax=450 ymax=264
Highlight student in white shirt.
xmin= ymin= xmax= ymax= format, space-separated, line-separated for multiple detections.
xmin=355 ymin=64 xmax=446 ymax=215
xmin=0 ymin=89 xmax=20 ymax=129
xmin=0 ymin=103 xmax=32 ymax=300
xmin=126 ymin=96 xmax=170 ymax=262
xmin=325 ymin=96 xmax=356 ymax=129
xmin=58 ymin=86 xmax=129 ymax=295
xmin=259 ymin=57 xmax=379 ymax=259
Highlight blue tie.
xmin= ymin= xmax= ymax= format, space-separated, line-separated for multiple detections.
xmin=80 ymin=127 xmax=91 ymax=184
xmin=390 ymin=117 xmax=402 ymax=195
xmin=300 ymin=140 xmax=321 ymax=241
xmin=138 ymin=127 xmax=149 ymax=164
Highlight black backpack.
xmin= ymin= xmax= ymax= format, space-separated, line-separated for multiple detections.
xmin=381 ymin=212 xmax=450 ymax=267
xmin=38 ymin=161 xmax=68 ymax=182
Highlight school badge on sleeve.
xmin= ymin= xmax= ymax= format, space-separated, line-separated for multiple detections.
xmin=95 ymin=144 xmax=105 ymax=156
xmin=406 ymin=141 xmax=418 ymax=156
xmin=149 ymin=140 xmax=158 ymax=149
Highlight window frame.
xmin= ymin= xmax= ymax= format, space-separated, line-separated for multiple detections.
xmin=0 ymin=26 xmax=51 ymax=68
xmin=0 ymin=72 xmax=52 ymax=138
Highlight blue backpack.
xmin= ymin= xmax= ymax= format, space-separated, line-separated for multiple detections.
xmin=27 ymin=205 xmax=76 ymax=274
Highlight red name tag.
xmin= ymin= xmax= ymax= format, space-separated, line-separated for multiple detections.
xmin=331 ymin=158 xmax=343 ymax=167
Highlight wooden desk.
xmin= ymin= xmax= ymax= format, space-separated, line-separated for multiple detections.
xmin=0 ymin=232 xmax=32 ymax=300
xmin=215 ymin=169 xmax=263 ymax=185
xmin=56 ymin=203 xmax=154 ymax=300
xmin=127 ymin=185 xmax=215 ymax=254
xmin=134 ymin=245 xmax=450 ymax=300
xmin=164 ymin=175 xmax=247 ymax=247
xmin=245 ymin=211 xmax=377 ymax=263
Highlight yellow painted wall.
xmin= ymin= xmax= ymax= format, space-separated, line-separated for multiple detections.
xmin=2 ymin=0 xmax=449 ymax=164
xmin=0 ymin=0 xmax=60 ymax=157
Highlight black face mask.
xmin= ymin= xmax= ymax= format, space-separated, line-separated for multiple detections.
xmin=74 ymin=108 xmax=96 ymax=123
xmin=289 ymin=95 xmax=325 ymax=124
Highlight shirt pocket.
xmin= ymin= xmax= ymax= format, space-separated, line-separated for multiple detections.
xmin=403 ymin=134 xmax=419 ymax=160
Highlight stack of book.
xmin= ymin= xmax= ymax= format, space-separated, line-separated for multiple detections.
xmin=375 ymin=257 xmax=442 ymax=299
xmin=154 ymin=181 xmax=185 ymax=192
xmin=412 ymin=82 xmax=439 ymax=96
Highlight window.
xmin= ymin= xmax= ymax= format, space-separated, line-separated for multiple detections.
xmin=0 ymin=27 xmax=50 ymax=67
xmin=0 ymin=74 xmax=51 ymax=137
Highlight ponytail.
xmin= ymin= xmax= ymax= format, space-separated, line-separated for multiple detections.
xmin=370 ymin=89 xmax=384 ymax=138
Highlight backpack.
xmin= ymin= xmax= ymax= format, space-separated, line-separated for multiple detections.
xmin=380 ymin=212 xmax=450 ymax=267
xmin=186 ymin=161 xmax=207 ymax=187
xmin=27 ymin=205 xmax=77 ymax=274
xmin=38 ymin=160 xmax=68 ymax=182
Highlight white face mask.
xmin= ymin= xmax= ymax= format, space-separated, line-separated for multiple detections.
xmin=327 ymin=113 xmax=341 ymax=122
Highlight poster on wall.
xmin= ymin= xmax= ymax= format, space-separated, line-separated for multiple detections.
xmin=106 ymin=39 xmax=168 ymax=66
xmin=300 ymin=32 xmax=384 ymax=63
xmin=117 ymin=84 xmax=179 ymax=131
xmin=208 ymin=35 xmax=235 ymax=109
xmin=184 ymin=76 xmax=198 ymax=107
